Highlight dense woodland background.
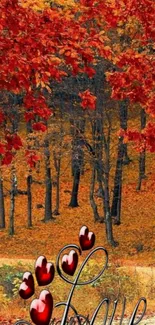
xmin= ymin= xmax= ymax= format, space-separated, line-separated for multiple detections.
xmin=0 ymin=63 xmax=154 ymax=248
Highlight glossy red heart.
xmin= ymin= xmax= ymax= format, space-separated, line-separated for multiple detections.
xmin=30 ymin=290 xmax=53 ymax=325
xmin=61 ymin=250 xmax=78 ymax=276
xmin=79 ymin=226 xmax=95 ymax=250
xmin=35 ymin=256 xmax=55 ymax=286
xmin=19 ymin=272 xmax=34 ymax=299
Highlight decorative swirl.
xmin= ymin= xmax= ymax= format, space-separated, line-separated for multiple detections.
xmin=56 ymin=244 xmax=82 ymax=285
xmin=128 ymin=297 xmax=147 ymax=325
xmin=56 ymin=245 xmax=108 ymax=325
xmin=55 ymin=301 xmax=81 ymax=325
xmin=89 ymin=296 xmax=147 ymax=325
xmin=14 ymin=321 xmax=31 ymax=325
xmin=56 ymin=245 xmax=108 ymax=286
xmin=120 ymin=297 xmax=126 ymax=325
xmin=53 ymin=318 xmax=72 ymax=325
xmin=108 ymin=299 xmax=118 ymax=325
xmin=53 ymin=314 xmax=89 ymax=325
xmin=68 ymin=314 xmax=90 ymax=325
xmin=89 ymin=298 xmax=109 ymax=325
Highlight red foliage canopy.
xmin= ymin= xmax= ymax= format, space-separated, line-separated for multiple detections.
xmin=0 ymin=0 xmax=154 ymax=169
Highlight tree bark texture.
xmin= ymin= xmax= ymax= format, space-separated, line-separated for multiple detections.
xmin=0 ymin=177 xmax=5 ymax=228
xmin=44 ymin=138 xmax=53 ymax=221
xmin=137 ymin=109 xmax=147 ymax=190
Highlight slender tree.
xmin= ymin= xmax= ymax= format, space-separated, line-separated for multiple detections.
xmin=27 ymin=174 xmax=33 ymax=227
xmin=69 ymin=118 xmax=85 ymax=207
xmin=111 ymin=100 xmax=128 ymax=225
xmin=43 ymin=136 xmax=54 ymax=222
xmin=137 ymin=109 xmax=147 ymax=190
xmin=9 ymin=166 xmax=16 ymax=235
xmin=0 ymin=171 xmax=5 ymax=229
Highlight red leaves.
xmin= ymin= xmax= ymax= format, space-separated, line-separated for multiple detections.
xmin=79 ymin=90 xmax=97 ymax=110
xmin=5 ymin=133 xmax=22 ymax=151
xmin=0 ymin=110 xmax=5 ymax=124
xmin=1 ymin=151 xmax=13 ymax=165
xmin=118 ymin=123 xmax=155 ymax=153
xmin=82 ymin=66 xmax=96 ymax=78
xmin=80 ymin=0 xmax=95 ymax=6
xmin=0 ymin=133 xmax=22 ymax=166
xmin=0 ymin=0 xmax=155 ymax=158
xmin=143 ymin=122 xmax=155 ymax=152
xmin=106 ymin=49 xmax=154 ymax=115
xmin=25 ymin=112 xmax=35 ymax=122
xmin=32 ymin=122 xmax=47 ymax=132
xmin=24 ymin=92 xmax=52 ymax=122
xmin=13 ymin=134 xmax=23 ymax=150
xmin=118 ymin=129 xmax=142 ymax=143
xmin=0 ymin=143 xmax=5 ymax=155
xmin=146 ymin=95 xmax=155 ymax=117
xmin=24 ymin=93 xmax=46 ymax=110
xmin=25 ymin=150 xmax=40 ymax=168
xmin=34 ymin=107 xmax=52 ymax=120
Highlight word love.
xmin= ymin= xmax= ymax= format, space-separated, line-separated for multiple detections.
xmin=39 ymin=296 xmax=147 ymax=325
xmin=54 ymin=246 xmax=146 ymax=325
xmin=15 ymin=226 xmax=146 ymax=325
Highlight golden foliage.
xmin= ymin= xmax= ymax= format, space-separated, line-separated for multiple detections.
xmin=19 ymin=0 xmax=76 ymax=11
xmin=19 ymin=0 xmax=50 ymax=10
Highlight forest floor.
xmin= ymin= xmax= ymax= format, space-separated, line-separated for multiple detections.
xmin=0 ymin=150 xmax=154 ymax=266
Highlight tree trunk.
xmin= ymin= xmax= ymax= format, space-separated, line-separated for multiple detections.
xmin=89 ymin=167 xmax=101 ymax=221
xmin=53 ymin=108 xmax=63 ymax=216
xmin=9 ymin=170 xmax=17 ymax=235
xmin=104 ymin=171 xmax=118 ymax=247
xmin=81 ymin=137 xmax=103 ymax=222
xmin=93 ymin=62 xmax=104 ymax=192
xmin=111 ymin=136 xmax=124 ymax=225
xmin=35 ymin=138 xmax=40 ymax=174
xmin=43 ymin=138 xmax=54 ymax=222
xmin=90 ymin=120 xmax=105 ymax=222
xmin=55 ymin=164 xmax=60 ymax=214
xmin=26 ymin=120 xmax=33 ymax=133
xmin=69 ymin=169 xmax=80 ymax=207
xmin=137 ymin=109 xmax=147 ymax=191
xmin=111 ymin=100 xmax=129 ymax=225
xmin=69 ymin=118 xmax=85 ymax=208
xmin=92 ymin=62 xmax=106 ymax=221
xmin=0 ymin=177 xmax=5 ymax=228
xmin=102 ymin=117 xmax=118 ymax=246
xmin=27 ymin=175 xmax=32 ymax=227
xmin=119 ymin=99 xmax=131 ymax=164
xmin=71 ymin=119 xmax=85 ymax=176
xmin=53 ymin=151 xmax=61 ymax=215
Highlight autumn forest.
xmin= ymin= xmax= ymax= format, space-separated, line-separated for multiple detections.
xmin=0 ymin=0 xmax=155 ymax=323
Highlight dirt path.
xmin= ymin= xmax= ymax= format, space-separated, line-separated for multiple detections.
xmin=118 ymin=265 xmax=155 ymax=296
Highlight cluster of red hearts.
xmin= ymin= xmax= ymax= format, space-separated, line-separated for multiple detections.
xmin=18 ymin=226 xmax=95 ymax=325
